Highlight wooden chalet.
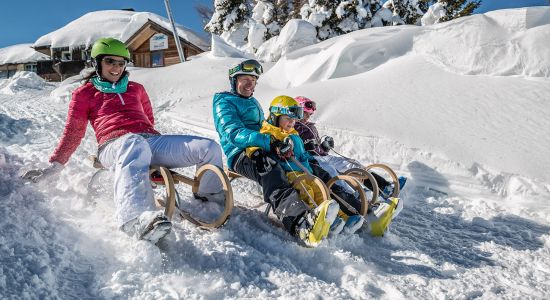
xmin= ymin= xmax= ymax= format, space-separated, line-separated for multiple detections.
xmin=126 ymin=19 xmax=205 ymax=68
xmin=32 ymin=13 xmax=208 ymax=81
xmin=0 ymin=63 xmax=33 ymax=79
xmin=0 ymin=44 xmax=51 ymax=80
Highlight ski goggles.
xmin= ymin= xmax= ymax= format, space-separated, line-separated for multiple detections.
xmin=102 ymin=57 xmax=128 ymax=68
xmin=270 ymin=105 xmax=304 ymax=119
xmin=304 ymin=101 xmax=316 ymax=111
xmin=229 ymin=60 xmax=263 ymax=77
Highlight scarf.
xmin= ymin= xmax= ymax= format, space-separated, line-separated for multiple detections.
xmin=91 ymin=74 xmax=128 ymax=94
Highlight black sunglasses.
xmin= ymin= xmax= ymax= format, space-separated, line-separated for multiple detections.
xmin=102 ymin=57 xmax=127 ymax=67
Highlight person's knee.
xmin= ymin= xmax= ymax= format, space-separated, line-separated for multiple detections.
xmin=201 ymin=138 xmax=223 ymax=164
xmin=117 ymin=134 xmax=152 ymax=165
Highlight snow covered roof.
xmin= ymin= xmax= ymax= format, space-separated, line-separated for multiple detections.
xmin=0 ymin=44 xmax=50 ymax=65
xmin=33 ymin=10 xmax=210 ymax=51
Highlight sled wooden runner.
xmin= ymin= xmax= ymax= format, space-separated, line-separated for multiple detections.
xmin=326 ymin=175 xmax=369 ymax=216
xmin=88 ymin=155 xmax=234 ymax=229
xmin=289 ymin=157 xmax=369 ymax=217
xmin=343 ymin=163 xmax=400 ymax=200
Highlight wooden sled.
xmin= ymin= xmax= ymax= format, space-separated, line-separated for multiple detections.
xmin=87 ymin=155 xmax=234 ymax=229
xmin=288 ymin=157 xmax=369 ymax=217
xmin=342 ymin=163 xmax=401 ymax=201
xmin=224 ymin=158 xmax=370 ymax=218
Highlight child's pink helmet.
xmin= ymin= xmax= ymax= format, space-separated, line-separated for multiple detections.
xmin=295 ymin=96 xmax=316 ymax=114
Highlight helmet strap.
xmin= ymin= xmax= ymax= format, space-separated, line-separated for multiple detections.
xmin=268 ymin=114 xmax=279 ymax=127
xmin=93 ymin=55 xmax=103 ymax=78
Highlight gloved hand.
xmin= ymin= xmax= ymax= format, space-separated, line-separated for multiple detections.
xmin=303 ymin=139 xmax=316 ymax=152
xmin=21 ymin=161 xmax=64 ymax=183
xmin=320 ymin=136 xmax=334 ymax=151
xmin=271 ymin=138 xmax=294 ymax=160
xmin=250 ymin=149 xmax=276 ymax=176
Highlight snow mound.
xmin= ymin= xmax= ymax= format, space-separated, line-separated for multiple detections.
xmin=264 ymin=25 xmax=421 ymax=88
xmin=264 ymin=7 xmax=550 ymax=89
xmin=209 ymin=35 xmax=252 ymax=59
xmin=0 ymin=72 xmax=49 ymax=95
xmin=414 ymin=7 xmax=550 ymax=78
xmin=0 ymin=44 xmax=49 ymax=65
xmin=49 ymin=69 xmax=92 ymax=103
xmin=256 ymin=19 xmax=318 ymax=62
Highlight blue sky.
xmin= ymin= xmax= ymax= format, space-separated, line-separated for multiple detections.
xmin=0 ymin=0 xmax=548 ymax=48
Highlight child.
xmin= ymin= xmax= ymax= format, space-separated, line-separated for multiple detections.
xmin=294 ymin=96 xmax=407 ymax=236
xmin=247 ymin=95 xmax=364 ymax=235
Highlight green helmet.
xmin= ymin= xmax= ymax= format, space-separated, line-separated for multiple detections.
xmin=91 ymin=37 xmax=131 ymax=60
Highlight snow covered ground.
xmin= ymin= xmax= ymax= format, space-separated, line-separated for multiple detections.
xmin=1 ymin=7 xmax=550 ymax=299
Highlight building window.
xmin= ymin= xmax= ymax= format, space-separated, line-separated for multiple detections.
xmin=25 ymin=63 xmax=37 ymax=73
xmin=151 ymin=51 xmax=164 ymax=67
xmin=81 ymin=50 xmax=90 ymax=62
xmin=61 ymin=50 xmax=72 ymax=61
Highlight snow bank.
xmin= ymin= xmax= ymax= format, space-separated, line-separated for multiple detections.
xmin=263 ymin=25 xmax=421 ymax=88
xmin=265 ymin=7 xmax=550 ymax=89
xmin=0 ymin=44 xmax=49 ymax=65
xmin=256 ymin=19 xmax=318 ymax=62
xmin=209 ymin=35 xmax=252 ymax=59
xmin=0 ymin=71 xmax=50 ymax=95
xmin=33 ymin=10 xmax=209 ymax=51
xmin=414 ymin=7 xmax=550 ymax=78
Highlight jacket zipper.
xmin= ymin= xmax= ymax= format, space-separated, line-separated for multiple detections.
xmin=117 ymin=93 xmax=125 ymax=105
xmin=112 ymin=82 xmax=125 ymax=105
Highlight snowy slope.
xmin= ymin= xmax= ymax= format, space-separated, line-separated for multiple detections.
xmin=1 ymin=7 xmax=550 ymax=299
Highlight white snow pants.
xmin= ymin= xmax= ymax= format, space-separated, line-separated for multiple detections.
xmin=314 ymin=154 xmax=357 ymax=193
xmin=98 ymin=133 xmax=224 ymax=226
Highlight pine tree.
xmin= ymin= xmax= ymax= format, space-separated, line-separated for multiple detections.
xmin=437 ymin=0 xmax=481 ymax=22
xmin=334 ymin=0 xmax=371 ymax=34
xmin=290 ymin=0 xmax=308 ymax=19
xmin=205 ymin=0 xmax=252 ymax=35
xmin=385 ymin=0 xmax=431 ymax=25
xmin=274 ymin=0 xmax=293 ymax=25
xmin=300 ymin=0 xmax=345 ymax=40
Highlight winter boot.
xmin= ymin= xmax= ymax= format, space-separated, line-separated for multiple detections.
xmin=329 ymin=216 xmax=345 ymax=237
xmin=398 ymin=176 xmax=407 ymax=190
xmin=382 ymin=176 xmax=407 ymax=198
xmin=295 ymin=199 xmax=339 ymax=247
xmin=365 ymin=197 xmax=400 ymax=237
xmin=331 ymin=185 xmax=362 ymax=216
xmin=392 ymin=196 xmax=404 ymax=220
xmin=122 ymin=210 xmax=172 ymax=244
xmin=342 ymin=215 xmax=365 ymax=234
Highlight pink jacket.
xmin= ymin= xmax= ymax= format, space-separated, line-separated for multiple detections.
xmin=49 ymin=81 xmax=160 ymax=164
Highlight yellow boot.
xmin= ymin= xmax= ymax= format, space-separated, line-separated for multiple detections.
xmin=366 ymin=197 xmax=400 ymax=237
xmin=295 ymin=199 xmax=340 ymax=247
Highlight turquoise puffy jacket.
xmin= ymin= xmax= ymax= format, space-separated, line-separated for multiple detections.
xmin=213 ymin=92 xmax=271 ymax=169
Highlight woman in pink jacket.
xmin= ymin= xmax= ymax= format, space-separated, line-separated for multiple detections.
xmin=23 ymin=38 xmax=224 ymax=244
